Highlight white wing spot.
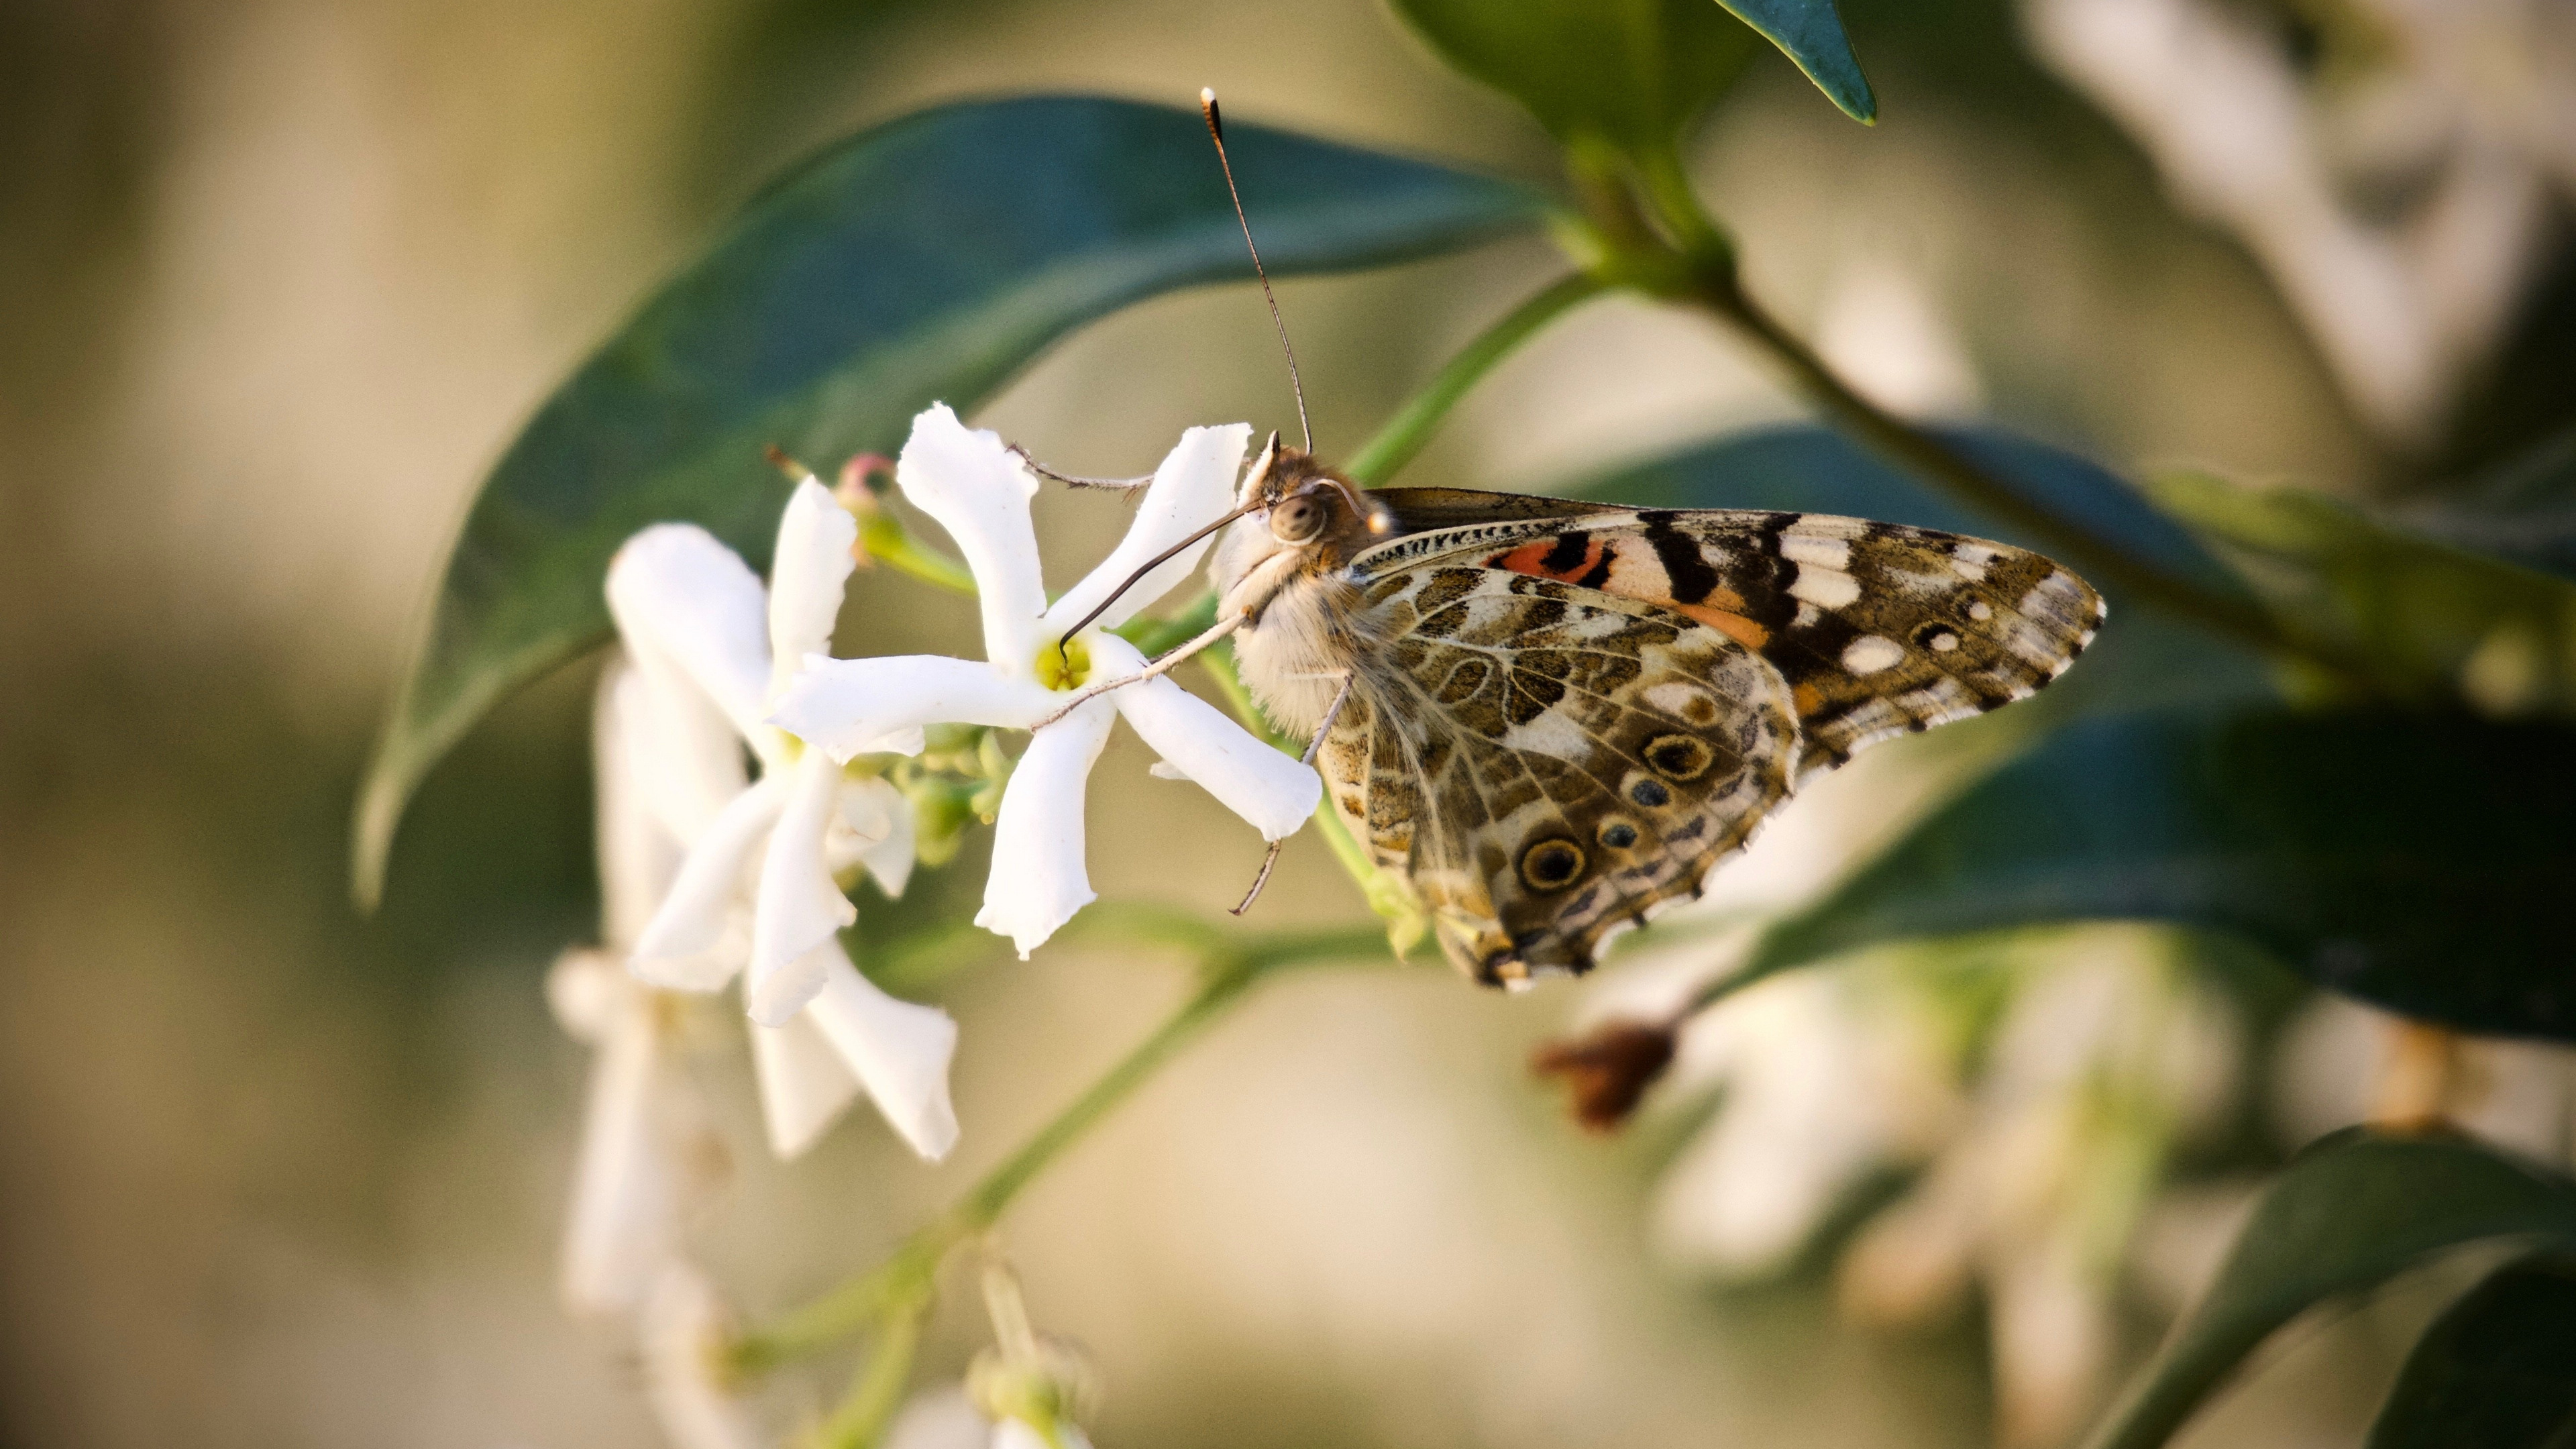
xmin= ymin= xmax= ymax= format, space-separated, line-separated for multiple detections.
xmin=1927 ymin=629 xmax=1960 ymax=652
xmin=1789 ymin=565 xmax=1862 ymax=609
xmin=1968 ymin=600 xmax=1994 ymax=621
xmin=1779 ymin=535 xmax=1851 ymax=570
xmin=1841 ymin=635 xmax=1905 ymax=674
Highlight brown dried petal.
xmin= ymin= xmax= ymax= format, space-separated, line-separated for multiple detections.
xmin=1531 ymin=1019 xmax=1677 ymax=1132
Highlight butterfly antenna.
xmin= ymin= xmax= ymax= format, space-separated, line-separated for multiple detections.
xmin=1201 ymin=88 xmax=1311 ymax=455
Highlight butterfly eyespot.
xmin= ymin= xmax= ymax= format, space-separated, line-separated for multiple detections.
xmin=1597 ymin=820 xmax=1639 ymax=849
xmin=1644 ymin=733 xmax=1715 ymax=781
xmin=1519 ymin=838 xmax=1587 ymax=891
xmin=1269 ymin=494 xmax=1326 ymax=543
xmin=1913 ymin=622 xmax=1963 ymax=653
xmin=1628 ymin=777 xmax=1672 ymax=808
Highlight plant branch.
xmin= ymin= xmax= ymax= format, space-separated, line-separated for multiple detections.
xmin=1695 ymin=270 xmax=2302 ymax=660
xmin=723 ymin=920 xmax=1382 ymax=1379
xmin=1344 ymin=272 xmax=1611 ymax=487
xmin=804 ymin=1292 xmax=928 ymax=1449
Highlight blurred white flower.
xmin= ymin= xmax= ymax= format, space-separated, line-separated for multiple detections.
xmin=882 ymin=1389 xmax=1097 ymax=1449
xmin=2274 ymin=993 xmax=2576 ymax=1163
xmin=547 ymin=945 xmax=691 ymax=1317
xmin=604 ymin=481 xmax=961 ymax=1161
xmin=1813 ymin=257 xmax=1986 ymax=421
xmin=1649 ymin=967 xmax=1962 ymax=1276
xmin=1638 ymin=929 xmax=2239 ymax=1449
xmin=641 ymin=1263 xmax=765 ymax=1449
xmin=771 ymin=404 xmax=1320 ymax=957
xmin=2026 ymin=0 xmax=2576 ymax=437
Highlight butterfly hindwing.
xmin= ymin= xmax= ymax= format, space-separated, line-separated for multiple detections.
xmin=1332 ymin=490 xmax=2102 ymax=981
xmin=1326 ymin=565 xmax=1796 ymax=982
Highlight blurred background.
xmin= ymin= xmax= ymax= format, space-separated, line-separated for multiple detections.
xmin=3 ymin=0 xmax=2571 ymax=1445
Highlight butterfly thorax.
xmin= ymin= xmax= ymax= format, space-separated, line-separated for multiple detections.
xmin=1208 ymin=449 xmax=1387 ymax=736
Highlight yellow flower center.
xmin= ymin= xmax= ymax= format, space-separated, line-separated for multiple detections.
xmin=1032 ymin=634 xmax=1091 ymax=692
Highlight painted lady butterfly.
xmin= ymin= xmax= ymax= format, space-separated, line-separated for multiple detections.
xmin=1208 ymin=439 xmax=2102 ymax=985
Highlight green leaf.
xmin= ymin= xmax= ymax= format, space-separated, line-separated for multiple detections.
xmin=2367 ymin=1250 xmax=2576 ymax=1449
xmin=2082 ymin=1130 xmax=2576 ymax=1449
xmin=2398 ymin=426 xmax=2576 ymax=587
xmin=2149 ymin=471 xmax=2576 ymax=716
xmin=1713 ymin=0 xmax=1877 ymax=122
xmin=1387 ymin=0 xmax=1764 ymax=150
xmin=354 ymin=95 xmax=1549 ymax=904
xmin=1743 ymin=709 xmax=2576 ymax=1039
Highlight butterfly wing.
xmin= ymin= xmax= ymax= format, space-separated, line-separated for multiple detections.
xmin=1362 ymin=491 xmax=2105 ymax=781
xmin=1325 ymin=565 xmax=1798 ymax=983
xmin=1330 ymin=490 xmax=2102 ymax=981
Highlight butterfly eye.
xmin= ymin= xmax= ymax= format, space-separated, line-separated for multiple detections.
xmin=1269 ymin=494 xmax=1326 ymax=543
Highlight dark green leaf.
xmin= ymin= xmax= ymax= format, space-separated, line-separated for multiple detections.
xmin=1713 ymin=0 xmax=1876 ymax=122
xmin=2367 ymin=1250 xmax=2576 ymax=1449
xmin=1387 ymin=0 xmax=1763 ymax=150
xmin=2398 ymin=426 xmax=2576 ymax=587
xmin=1745 ymin=709 xmax=2576 ymax=1039
xmin=2082 ymin=1130 xmax=2576 ymax=1449
xmin=354 ymin=95 xmax=1548 ymax=904
xmin=2149 ymin=471 xmax=2576 ymax=716
xmin=1584 ymin=425 xmax=2271 ymax=711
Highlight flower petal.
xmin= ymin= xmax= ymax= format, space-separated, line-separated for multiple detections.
xmin=594 ymin=659 xmax=723 ymax=945
xmin=547 ymin=947 xmax=626 ymax=1044
xmin=896 ymin=405 xmax=1045 ymax=669
xmin=803 ymin=950 xmax=961 ymax=1161
xmin=632 ymin=777 xmax=784 ymax=987
xmin=558 ymin=972 xmax=678 ymax=1316
xmin=882 ymin=1387 xmax=989 ymax=1449
xmin=747 ymin=1001 xmax=861 ymax=1160
xmin=836 ymin=775 xmax=918 ymax=899
xmin=642 ymin=1264 xmax=765 ymax=1449
xmin=770 ymin=655 xmax=1053 ymax=762
xmin=1040 ymin=423 xmax=1250 ymax=635
xmin=745 ymin=749 xmax=859 ymax=1025
xmin=608 ymin=525 xmax=775 ymax=742
xmin=768 ymin=478 xmax=859 ymax=700
xmin=973 ymin=696 xmax=1116 ymax=957
xmin=1093 ymin=635 xmax=1318 ymax=841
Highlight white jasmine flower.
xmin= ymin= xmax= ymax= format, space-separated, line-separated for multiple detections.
xmin=771 ymin=404 xmax=1321 ymax=957
xmin=548 ymin=658 xmax=720 ymax=1316
xmin=641 ymin=1263 xmax=765 ymax=1449
xmin=604 ymin=481 xmax=960 ymax=1161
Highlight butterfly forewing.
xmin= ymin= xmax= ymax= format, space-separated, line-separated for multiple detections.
xmin=1328 ymin=490 xmax=2102 ymax=981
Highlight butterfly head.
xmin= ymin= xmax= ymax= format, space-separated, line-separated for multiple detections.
xmin=1238 ymin=429 xmax=1395 ymax=545
xmin=1212 ymin=430 xmax=1397 ymax=612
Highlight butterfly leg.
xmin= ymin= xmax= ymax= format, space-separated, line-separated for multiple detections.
xmin=1027 ymin=611 xmax=1248 ymax=732
xmin=1230 ymin=670 xmax=1354 ymax=916
xmin=1008 ymin=443 xmax=1152 ymax=490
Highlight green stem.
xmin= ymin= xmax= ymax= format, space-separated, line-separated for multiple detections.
xmin=725 ymin=922 xmax=1381 ymax=1377
xmin=859 ymin=513 xmax=978 ymax=597
xmin=1599 ymin=160 xmax=2373 ymax=683
xmin=1344 ymin=272 xmax=1611 ymax=487
xmin=805 ymin=1294 xmax=928 ymax=1449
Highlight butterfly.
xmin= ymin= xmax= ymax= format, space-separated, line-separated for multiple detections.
xmin=1205 ymin=437 xmax=2103 ymax=986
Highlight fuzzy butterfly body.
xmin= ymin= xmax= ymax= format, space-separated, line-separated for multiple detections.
xmin=1208 ymin=449 xmax=2104 ymax=986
